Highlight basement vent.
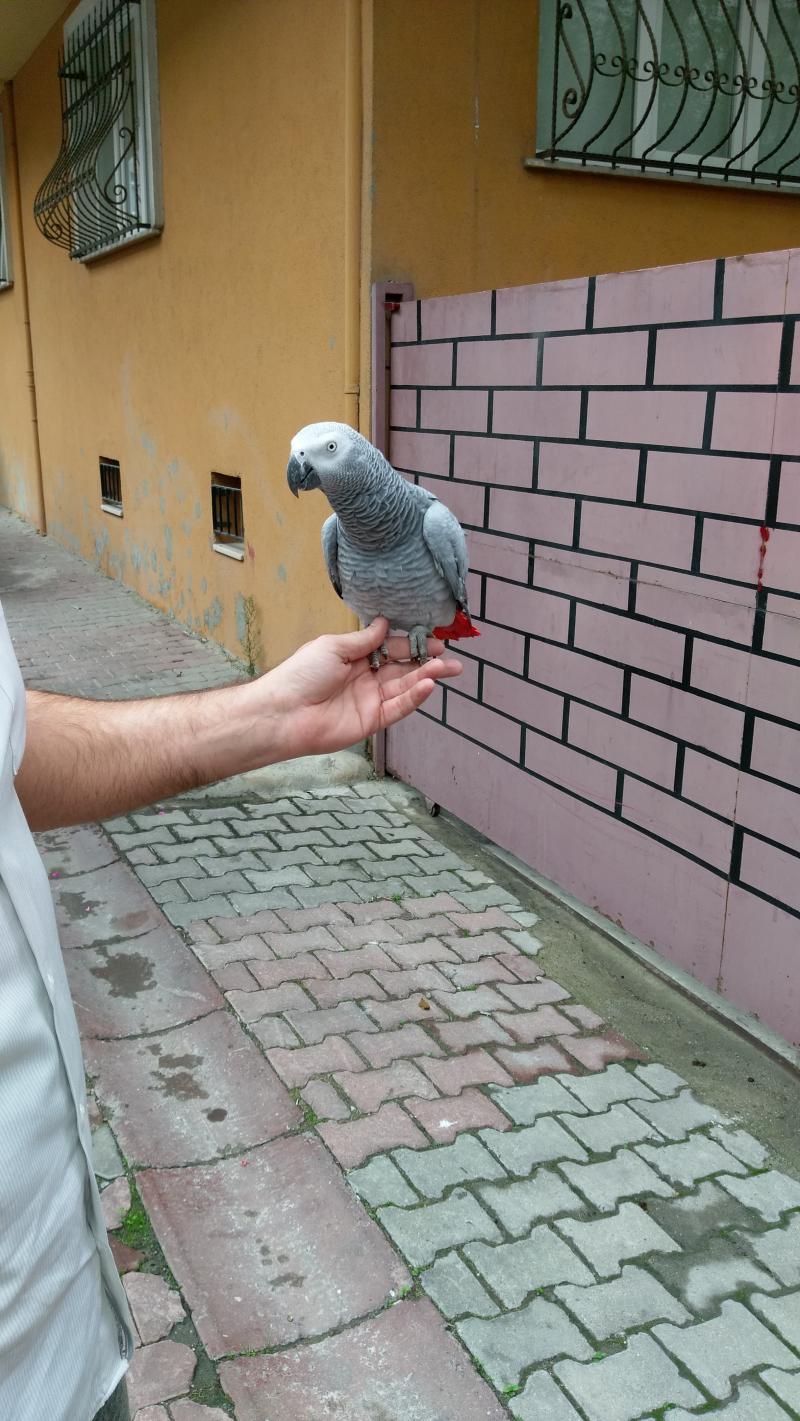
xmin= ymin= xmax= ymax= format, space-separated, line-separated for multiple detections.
xmin=100 ymin=456 xmax=123 ymax=515
xmin=212 ymin=473 xmax=244 ymax=561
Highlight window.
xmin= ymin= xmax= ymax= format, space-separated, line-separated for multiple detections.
xmin=34 ymin=0 xmax=163 ymax=260
xmin=100 ymin=456 xmax=123 ymax=515
xmin=532 ymin=1 xmax=800 ymax=191
xmin=0 ymin=114 xmax=12 ymax=290
xmin=211 ymin=474 xmax=245 ymax=561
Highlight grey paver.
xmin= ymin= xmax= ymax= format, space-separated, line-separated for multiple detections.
xmin=629 ymin=1088 xmax=725 ymax=1140
xmin=91 ymin=1123 xmax=124 ymax=1180
xmin=478 ymin=1171 xmax=583 ymax=1236
xmin=739 ymin=1215 xmax=800 ymax=1285
xmin=561 ymin=1103 xmax=657 ymax=1154
xmin=420 ymin=1251 xmax=500 ymax=1319
xmin=378 ymin=1190 xmax=501 ymax=1267
xmin=654 ymin=1299 xmax=798 ymax=1399
xmin=458 ymin=1299 xmax=592 ymax=1390
xmin=561 ymin=1148 xmax=674 ymax=1212
xmin=555 ymin=1264 xmax=690 ymax=1338
xmin=555 ymin=1333 xmax=704 ymax=1421
xmin=500 ymin=927 xmax=542 ymax=955
xmin=662 ymin=1379 xmax=797 ymax=1421
xmin=347 ymin=1156 xmax=419 ymax=1207
xmin=479 ymin=1119 xmax=588 ymax=1175
xmin=557 ymin=1201 xmax=681 ymax=1277
xmin=646 ymin=1179 xmax=765 ymax=1248
xmin=710 ymin=1124 xmax=770 ymax=1168
xmin=751 ymin=1289 xmax=800 ymax=1350
xmin=719 ymin=1169 xmax=800 ymax=1222
xmin=650 ymin=1236 xmax=779 ymax=1313
xmin=508 ymin=1372 xmax=583 ymax=1421
xmin=761 ymin=1367 xmax=800 ymax=1414
xmin=490 ymin=1077 xmax=587 ymax=1124
xmin=561 ymin=1064 xmax=656 ymax=1113
xmin=636 ymin=1135 xmax=746 ymax=1186
xmin=393 ymin=1135 xmax=507 ymax=1199
xmin=465 ymin=1226 xmax=593 ymax=1306
xmin=634 ymin=1063 xmax=687 ymax=1096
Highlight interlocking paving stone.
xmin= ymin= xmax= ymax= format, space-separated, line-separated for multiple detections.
xmin=557 ymin=1201 xmax=681 ymax=1277
xmin=489 ymin=1077 xmax=587 ymax=1124
xmin=479 ymin=1119 xmax=589 ymax=1174
xmin=421 ymin=1251 xmax=500 ymax=1320
xmin=226 ymin=982 xmax=314 ymax=1023
xmin=84 ymin=1010 xmax=299 ymax=1166
xmin=420 ymin=1047 xmax=513 ymax=1094
xmin=265 ymin=1036 xmax=366 ymax=1088
xmin=393 ymin=1135 xmax=507 ymax=1199
xmin=739 ymin=1215 xmax=800 ymax=1285
xmin=507 ymin=1371 xmax=584 ymax=1421
xmin=478 ymin=1170 xmax=583 ymax=1235
xmin=555 ymin=1265 xmax=690 ymax=1338
xmin=378 ymin=1190 xmax=502 ymax=1266
xmin=562 ymin=1148 xmax=674 ymax=1212
xmin=65 ymin=929 xmax=223 ymax=1039
xmin=636 ymin=1135 xmax=747 ymax=1186
xmin=710 ymin=1125 xmax=769 ymax=1168
xmin=555 ymin=1333 xmax=704 ymax=1421
xmin=405 ymin=1089 xmax=513 ymax=1144
xmin=661 ymin=1379 xmax=796 ymax=1421
xmin=336 ymin=1060 xmax=438 ymax=1111
xmin=629 ymin=1088 xmax=725 ymax=1140
xmin=654 ymin=1299 xmax=798 ymax=1398
xmin=347 ymin=1156 xmax=419 ymax=1207
xmin=465 ymin=1226 xmax=593 ymax=1306
xmin=349 ymin=1023 xmax=441 ymax=1068
xmin=220 ymin=1298 xmax=508 ymax=1421
xmin=751 ymin=1289 xmax=800 ymax=1349
xmin=123 ymin=1271 xmax=186 ymax=1344
xmin=561 ymin=1063 xmax=656 ymax=1113
xmin=649 ymin=1236 xmax=779 ymax=1312
xmin=457 ymin=1299 xmax=593 ymax=1390
xmin=496 ymin=1043 xmax=578 ymax=1081
xmin=718 ymin=1169 xmax=800 ymax=1222
xmin=633 ymin=1063 xmax=687 ymax=1096
xmin=562 ymin=1102 xmax=658 ymax=1154
xmin=138 ymin=1134 xmax=408 ymax=1357
xmin=561 ymin=1030 xmax=648 ymax=1070
xmin=646 ymin=1179 xmax=764 ymax=1248
xmin=761 ymin=1367 xmax=800 ymax=1413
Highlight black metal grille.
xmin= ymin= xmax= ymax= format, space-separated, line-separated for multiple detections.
xmin=533 ymin=1 xmax=800 ymax=190
xmin=0 ymin=116 xmax=10 ymax=287
xmin=212 ymin=477 xmax=244 ymax=543
xmin=34 ymin=0 xmax=152 ymax=259
xmin=100 ymin=456 xmax=122 ymax=508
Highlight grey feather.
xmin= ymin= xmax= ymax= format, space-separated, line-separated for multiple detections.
xmin=321 ymin=513 xmax=342 ymax=599
xmin=422 ymin=500 xmax=469 ymax=608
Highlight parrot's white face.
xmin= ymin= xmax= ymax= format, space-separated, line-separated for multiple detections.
xmin=287 ymin=422 xmax=361 ymax=497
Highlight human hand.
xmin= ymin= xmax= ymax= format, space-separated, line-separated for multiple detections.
xmin=248 ymin=617 xmax=462 ymax=762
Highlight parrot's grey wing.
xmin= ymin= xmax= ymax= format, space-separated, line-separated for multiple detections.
xmin=321 ymin=513 xmax=343 ymax=599
xmin=422 ymin=500 xmax=470 ymax=608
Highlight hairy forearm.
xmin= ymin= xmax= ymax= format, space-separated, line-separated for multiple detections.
xmin=16 ymin=683 xmax=276 ymax=831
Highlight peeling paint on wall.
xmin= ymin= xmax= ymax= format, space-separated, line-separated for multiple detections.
xmin=203 ymin=596 xmax=223 ymax=631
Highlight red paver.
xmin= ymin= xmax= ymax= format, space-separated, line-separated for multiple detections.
xmin=341 ymin=898 xmax=405 ymax=923
xmin=448 ymin=908 xmax=519 ymax=932
xmin=109 ymin=1239 xmax=143 ymax=1273
xmin=226 ymin=981 xmax=312 ymax=1022
xmin=249 ymin=1017 xmax=301 ymax=1051
xmin=65 ymin=930 xmax=223 ymax=1039
xmin=446 ymin=930 xmax=516 ymax=962
xmin=349 ymin=1023 xmax=442 ymax=1068
xmin=191 ymin=934 xmax=275 ymax=972
xmin=383 ymin=936 xmax=460 ymax=968
xmin=495 ymin=1006 xmax=580 ymax=1043
xmin=440 ymin=958 xmax=518 ymax=988
xmin=53 ymin=862 xmax=164 ymax=948
xmin=123 ymin=1272 xmax=185 ymax=1344
xmin=301 ymin=1079 xmax=351 ymax=1121
xmin=211 ymin=960 xmax=259 ymax=993
xmin=389 ymin=913 xmax=460 ymax=941
xmin=420 ymin=1048 xmax=514 ymax=1095
xmin=432 ymin=985 xmax=509 ymax=1018
xmin=266 ymin=1036 xmax=366 ymax=1087
xmin=330 ymin=918 xmax=404 ymax=949
xmin=247 ymin=952 xmax=330 ymax=989
xmin=304 ymin=971 xmax=387 ymax=1007
xmin=495 ymin=979 xmax=571 ymax=1008
xmin=561 ymin=1029 xmax=649 ymax=1068
xmin=335 ymin=1060 xmax=439 ymax=1112
xmin=170 ymin=1402 xmax=229 ymax=1421
xmin=318 ymin=1102 xmax=427 ymax=1168
xmin=126 ymin=1340 xmax=196 ymax=1412
xmin=404 ymin=893 xmax=463 ymax=915
xmin=208 ymin=909 xmax=285 ymax=939
xmin=219 ymin=1298 xmax=508 ymax=1421
xmin=85 ymin=1010 xmax=299 ymax=1166
xmin=276 ymin=903 xmax=350 ymax=931
xmin=138 ymin=1136 xmax=409 ymax=1357
xmin=315 ymin=943 xmax=395 ymax=978
xmin=495 ymin=1043 xmax=578 ymax=1081
xmin=372 ymin=965 xmax=453 ymax=998
xmin=100 ymin=1177 xmax=131 ymax=1230
xmin=498 ymin=952 xmax=545 ymax=982
xmin=435 ymin=1018 xmax=515 ymax=1052
xmin=405 ymin=1087 xmax=514 ymax=1143
xmin=265 ymin=924 xmax=341 ymax=958
xmin=363 ymin=993 xmax=447 ymax=1029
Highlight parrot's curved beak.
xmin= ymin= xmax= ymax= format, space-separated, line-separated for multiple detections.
xmin=287 ymin=454 xmax=321 ymax=498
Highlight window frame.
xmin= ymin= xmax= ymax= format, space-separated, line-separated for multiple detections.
xmin=0 ymin=112 xmax=13 ymax=291
xmin=62 ymin=0 xmax=163 ymax=263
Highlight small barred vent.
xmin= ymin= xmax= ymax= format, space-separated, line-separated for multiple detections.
xmin=100 ymin=456 xmax=122 ymax=511
xmin=212 ymin=474 xmax=244 ymax=548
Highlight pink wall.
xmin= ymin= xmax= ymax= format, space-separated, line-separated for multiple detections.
xmin=385 ymin=248 xmax=800 ymax=1047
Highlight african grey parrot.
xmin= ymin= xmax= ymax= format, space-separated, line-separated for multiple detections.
xmin=287 ymin=421 xmax=479 ymax=665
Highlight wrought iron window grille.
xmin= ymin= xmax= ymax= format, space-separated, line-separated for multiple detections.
xmin=34 ymin=0 xmax=163 ymax=261
xmin=100 ymin=456 xmax=123 ymax=514
xmin=0 ymin=113 xmax=13 ymax=290
xmin=531 ymin=1 xmax=800 ymax=192
xmin=212 ymin=475 xmax=245 ymax=560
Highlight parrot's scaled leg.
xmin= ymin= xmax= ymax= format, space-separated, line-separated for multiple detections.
xmin=368 ymin=641 xmax=390 ymax=672
xmin=409 ymin=625 xmax=429 ymax=664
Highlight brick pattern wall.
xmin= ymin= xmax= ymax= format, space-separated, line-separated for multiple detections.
xmin=385 ymin=248 xmax=800 ymax=1046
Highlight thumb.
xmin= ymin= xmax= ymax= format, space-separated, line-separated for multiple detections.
xmin=332 ymin=617 xmax=389 ymax=662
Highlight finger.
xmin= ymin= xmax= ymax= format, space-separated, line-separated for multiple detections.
xmin=378 ymin=656 xmax=462 ymax=697
xmin=380 ymin=678 xmax=439 ymax=728
xmin=331 ymin=618 xmax=390 ymax=661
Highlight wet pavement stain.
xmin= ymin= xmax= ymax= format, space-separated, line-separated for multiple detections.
xmin=90 ymin=950 xmax=156 ymax=998
xmin=206 ymin=1107 xmax=227 ymax=1122
xmin=58 ymin=889 xmax=102 ymax=919
xmin=153 ymin=1068 xmax=209 ymax=1101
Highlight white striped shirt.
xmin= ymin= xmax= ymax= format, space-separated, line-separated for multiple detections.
xmin=0 ymin=599 xmax=133 ymax=1419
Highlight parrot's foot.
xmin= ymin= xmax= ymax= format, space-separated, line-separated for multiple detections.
xmin=368 ymin=642 xmax=390 ymax=672
xmin=409 ymin=626 xmax=429 ymax=664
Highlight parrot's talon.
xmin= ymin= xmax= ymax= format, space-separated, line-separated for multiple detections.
xmin=409 ymin=626 xmax=429 ymax=664
xmin=368 ymin=649 xmax=382 ymax=672
xmin=380 ymin=642 xmax=390 ymax=662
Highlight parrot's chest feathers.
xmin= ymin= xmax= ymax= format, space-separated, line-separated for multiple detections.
xmin=336 ymin=526 xmax=455 ymax=631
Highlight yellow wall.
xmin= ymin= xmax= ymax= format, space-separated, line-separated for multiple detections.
xmin=9 ymin=0 xmax=354 ymax=666
xmin=370 ymin=0 xmax=800 ymax=298
xmin=0 ymin=84 xmax=44 ymax=529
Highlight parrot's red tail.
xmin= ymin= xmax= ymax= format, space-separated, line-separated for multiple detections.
xmin=433 ymin=609 xmax=481 ymax=641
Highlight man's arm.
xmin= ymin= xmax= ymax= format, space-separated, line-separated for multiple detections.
xmin=15 ymin=619 xmax=461 ymax=831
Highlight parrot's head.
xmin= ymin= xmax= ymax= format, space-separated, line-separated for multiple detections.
xmin=287 ymin=421 xmax=368 ymax=499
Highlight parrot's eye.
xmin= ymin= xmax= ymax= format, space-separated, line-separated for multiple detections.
xmin=327 ymin=441 xmax=337 ymax=452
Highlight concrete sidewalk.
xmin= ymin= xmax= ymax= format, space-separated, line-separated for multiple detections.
xmin=3 ymin=509 xmax=800 ymax=1421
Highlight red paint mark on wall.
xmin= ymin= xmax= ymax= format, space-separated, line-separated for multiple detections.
xmin=247 ymin=542 xmax=256 ymax=561
xmin=757 ymin=524 xmax=770 ymax=591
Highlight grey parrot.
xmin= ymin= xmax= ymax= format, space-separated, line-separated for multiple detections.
xmin=287 ymin=421 xmax=479 ymax=666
